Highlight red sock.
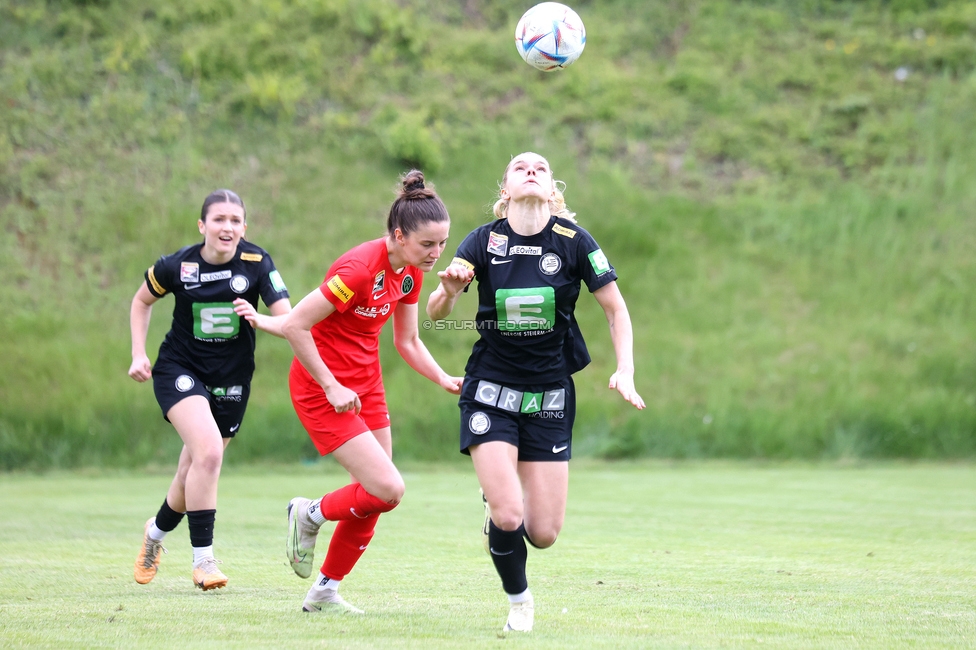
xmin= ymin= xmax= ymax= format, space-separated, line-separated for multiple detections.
xmin=318 ymin=482 xmax=397 ymax=521
xmin=322 ymin=513 xmax=379 ymax=580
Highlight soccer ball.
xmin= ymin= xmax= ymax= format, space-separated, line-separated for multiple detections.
xmin=515 ymin=2 xmax=586 ymax=72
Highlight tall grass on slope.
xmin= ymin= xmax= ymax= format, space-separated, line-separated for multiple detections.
xmin=1 ymin=1 xmax=975 ymax=466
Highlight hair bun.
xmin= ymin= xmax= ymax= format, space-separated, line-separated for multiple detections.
xmin=403 ymin=170 xmax=426 ymax=192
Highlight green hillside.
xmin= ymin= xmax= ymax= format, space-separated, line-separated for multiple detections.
xmin=1 ymin=0 xmax=975 ymax=468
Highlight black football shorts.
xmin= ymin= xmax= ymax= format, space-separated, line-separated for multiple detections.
xmin=152 ymin=358 xmax=251 ymax=438
xmin=459 ymin=375 xmax=575 ymax=461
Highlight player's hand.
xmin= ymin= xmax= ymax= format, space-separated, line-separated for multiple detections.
xmin=233 ymin=298 xmax=259 ymax=328
xmin=128 ymin=355 xmax=153 ymax=382
xmin=437 ymin=265 xmax=474 ymax=297
xmin=609 ymin=371 xmax=645 ymax=410
xmin=325 ymin=383 xmax=362 ymax=415
xmin=439 ymin=375 xmax=465 ymax=395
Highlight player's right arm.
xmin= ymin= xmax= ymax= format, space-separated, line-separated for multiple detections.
xmin=281 ymin=288 xmax=361 ymax=414
xmin=427 ymin=261 xmax=474 ymax=321
xmin=427 ymin=231 xmax=478 ymax=321
xmin=128 ymin=283 xmax=159 ymax=382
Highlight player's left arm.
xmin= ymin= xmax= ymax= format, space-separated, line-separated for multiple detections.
xmin=592 ymin=282 xmax=645 ymax=410
xmin=392 ymin=301 xmax=464 ymax=395
xmin=234 ymin=297 xmax=292 ymax=338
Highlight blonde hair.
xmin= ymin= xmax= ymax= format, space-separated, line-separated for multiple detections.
xmin=491 ymin=156 xmax=578 ymax=223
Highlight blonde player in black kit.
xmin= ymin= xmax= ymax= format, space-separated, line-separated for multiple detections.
xmin=128 ymin=189 xmax=292 ymax=591
xmin=427 ymin=152 xmax=645 ymax=633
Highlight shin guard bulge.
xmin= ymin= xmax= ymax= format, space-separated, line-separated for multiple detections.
xmin=488 ymin=520 xmax=529 ymax=595
xmin=318 ymin=482 xmax=397 ymax=520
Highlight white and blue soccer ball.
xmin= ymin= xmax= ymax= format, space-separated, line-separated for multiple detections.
xmin=515 ymin=2 xmax=586 ymax=72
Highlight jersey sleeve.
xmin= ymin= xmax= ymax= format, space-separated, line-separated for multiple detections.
xmin=451 ymin=227 xmax=487 ymax=292
xmin=576 ymin=229 xmax=618 ymax=293
xmin=256 ymin=253 xmax=291 ymax=307
xmin=319 ymin=259 xmax=370 ymax=313
xmin=144 ymin=252 xmax=179 ymax=298
xmin=452 ymin=227 xmax=486 ymax=273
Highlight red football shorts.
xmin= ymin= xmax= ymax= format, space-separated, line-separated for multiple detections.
xmin=289 ymin=361 xmax=390 ymax=456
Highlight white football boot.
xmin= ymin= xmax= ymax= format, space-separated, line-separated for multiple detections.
xmin=287 ymin=497 xmax=321 ymax=579
xmin=303 ymin=582 xmax=365 ymax=615
xmin=503 ymin=596 xmax=534 ymax=632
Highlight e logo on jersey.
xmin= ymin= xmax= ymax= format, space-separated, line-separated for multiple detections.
xmin=372 ymin=270 xmax=385 ymax=294
xmin=401 ymin=275 xmax=414 ymax=295
xmin=192 ymin=302 xmax=241 ymax=339
xmin=539 ymin=253 xmax=561 ymax=275
xmin=469 ymin=412 xmax=491 ymax=435
xmin=495 ymin=287 xmax=555 ymax=332
xmin=230 ymin=275 xmax=249 ymax=293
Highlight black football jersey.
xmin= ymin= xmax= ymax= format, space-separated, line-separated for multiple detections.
xmin=452 ymin=216 xmax=617 ymax=383
xmin=144 ymin=240 xmax=290 ymax=384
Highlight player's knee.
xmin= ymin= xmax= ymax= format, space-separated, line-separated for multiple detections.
xmin=490 ymin=503 xmax=525 ymax=531
xmin=371 ymin=474 xmax=405 ymax=505
xmin=526 ymin=527 xmax=558 ymax=549
xmin=193 ymin=446 xmax=224 ymax=476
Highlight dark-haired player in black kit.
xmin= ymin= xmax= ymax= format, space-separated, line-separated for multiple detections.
xmin=427 ymin=152 xmax=645 ymax=633
xmin=128 ymin=189 xmax=291 ymax=591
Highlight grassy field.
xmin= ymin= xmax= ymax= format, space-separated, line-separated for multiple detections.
xmin=1 ymin=461 xmax=973 ymax=648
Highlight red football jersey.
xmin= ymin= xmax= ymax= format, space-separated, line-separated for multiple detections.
xmin=292 ymin=238 xmax=423 ymax=393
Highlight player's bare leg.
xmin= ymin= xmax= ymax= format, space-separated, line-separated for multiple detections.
xmin=471 ymin=441 xmax=534 ymax=631
xmin=167 ymin=396 xmax=228 ymax=589
xmin=517 ymin=460 xmax=568 ymax=548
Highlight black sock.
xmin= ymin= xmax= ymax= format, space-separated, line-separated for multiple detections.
xmin=488 ymin=520 xmax=528 ymax=595
xmin=186 ymin=509 xmax=216 ymax=548
xmin=154 ymin=498 xmax=185 ymax=533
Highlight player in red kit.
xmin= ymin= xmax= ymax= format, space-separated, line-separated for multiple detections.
xmin=282 ymin=170 xmax=462 ymax=614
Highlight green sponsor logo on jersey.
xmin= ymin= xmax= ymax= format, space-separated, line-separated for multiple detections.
xmin=588 ymin=249 xmax=611 ymax=275
xmin=495 ymin=287 xmax=555 ymax=332
xmin=269 ymin=270 xmax=287 ymax=293
xmin=192 ymin=302 xmax=240 ymax=339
